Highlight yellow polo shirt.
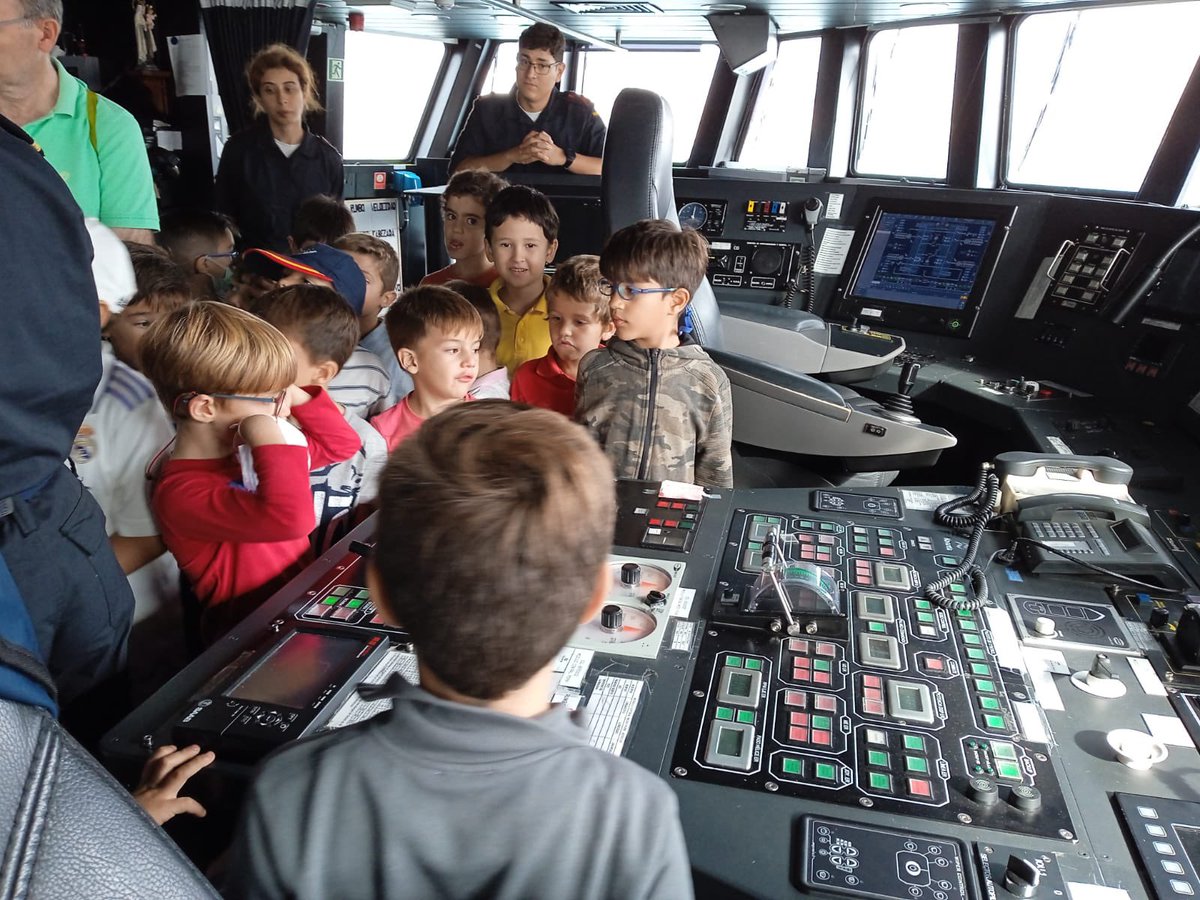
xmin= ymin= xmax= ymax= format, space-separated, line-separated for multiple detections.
xmin=490 ymin=277 xmax=552 ymax=375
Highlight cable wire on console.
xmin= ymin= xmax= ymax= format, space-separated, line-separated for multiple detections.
xmin=922 ymin=463 xmax=1001 ymax=611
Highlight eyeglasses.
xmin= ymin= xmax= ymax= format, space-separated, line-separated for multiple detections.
xmin=212 ymin=390 xmax=288 ymax=417
xmin=203 ymin=250 xmax=239 ymax=270
xmin=516 ymin=57 xmax=559 ymax=76
xmin=0 ymin=15 xmax=32 ymax=28
xmin=598 ymin=281 xmax=681 ymax=302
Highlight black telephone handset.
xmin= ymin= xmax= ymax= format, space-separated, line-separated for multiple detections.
xmin=994 ymin=452 xmax=1183 ymax=586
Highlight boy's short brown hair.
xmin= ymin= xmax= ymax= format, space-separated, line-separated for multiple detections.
xmin=519 ymin=23 xmax=566 ymax=63
xmin=446 ymin=280 xmax=500 ymax=355
xmin=443 ymin=169 xmax=509 ymax=210
xmin=600 ymin=218 xmax=710 ymax=297
xmin=123 ymin=243 xmax=192 ymax=314
xmin=547 ymin=254 xmax=610 ymax=325
xmin=246 ymin=284 xmax=360 ymax=369
xmin=485 ymin=185 xmax=559 ymax=244
xmin=291 ymin=194 xmax=354 ymax=248
xmin=157 ymin=209 xmax=237 ymax=266
xmin=334 ymin=232 xmax=400 ymax=295
xmin=141 ymin=300 xmax=297 ymax=416
xmin=374 ymin=401 xmax=615 ymax=699
xmin=386 ymin=285 xmax=483 ymax=354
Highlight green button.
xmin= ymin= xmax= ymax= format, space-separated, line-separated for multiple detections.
xmin=322 ymin=595 xmax=340 ymax=605
xmin=820 ymin=522 xmax=837 ymax=532
xmin=799 ymin=520 xmax=814 ymax=530
xmin=905 ymin=756 xmax=929 ymax=774
xmin=949 ymin=583 xmax=966 ymax=595
xmin=782 ymin=757 xmax=803 ymax=775
xmin=996 ymin=760 xmax=1022 ymax=780
xmin=812 ymin=715 xmax=833 ymax=730
xmin=680 ymin=521 xmax=695 ymax=530
xmin=990 ymin=741 xmax=1018 ymax=760
xmin=970 ymin=663 xmax=990 ymax=677
xmin=715 ymin=706 xmax=733 ymax=721
xmin=744 ymin=658 xmax=762 ymax=671
xmin=963 ymin=634 xmax=982 ymax=646
xmin=956 ymin=608 xmax=973 ymax=618
xmin=983 ymin=713 xmax=1007 ymax=730
xmin=868 ymin=621 xmax=887 ymax=633
xmin=979 ymin=696 xmax=1001 ymax=711
xmin=813 ymin=659 xmax=831 ymax=672
xmin=815 ymin=762 xmax=837 ymax=781
xmin=958 ymin=620 xmax=979 ymax=632
xmin=346 ymin=598 xmax=364 ymax=609
xmin=727 ymin=655 xmax=743 ymax=668
xmin=869 ymin=772 xmax=892 ymax=791
xmin=916 ymin=612 xmax=935 ymax=624
xmin=903 ymin=734 xmax=925 ymax=752
xmin=867 ymin=749 xmax=889 ymax=768
xmin=966 ymin=648 xmax=986 ymax=660
xmin=736 ymin=710 xmax=755 ymax=724
xmin=752 ymin=515 xmax=768 ymax=523
xmin=747 ymin=541 xmax=762 ymax=551
xmin=355 ymin=590 xmax=370 ymax=599
xmin=975 ymin=679 xmax=996 ymax=693
xmin=913 ymin=599 xmax=932 ymax=610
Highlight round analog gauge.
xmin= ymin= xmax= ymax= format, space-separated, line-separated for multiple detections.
xmin=609 ymin=561 xmax=673 ymax=596
xmin=679 ymin=202 xmax=708 ymax=232
xmin=578 ymin=604 xmax=658 ymax=643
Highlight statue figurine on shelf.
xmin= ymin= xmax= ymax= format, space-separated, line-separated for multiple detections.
xmin=134 ymin=1 xmax=157 ymax=67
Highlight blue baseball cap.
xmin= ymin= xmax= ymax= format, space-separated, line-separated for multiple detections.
xmin=243 ymin=243 xmax=367 ymax=315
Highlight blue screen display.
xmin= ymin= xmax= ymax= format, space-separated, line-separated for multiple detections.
xmin=851 ymin=212 xmax=997 ymax=311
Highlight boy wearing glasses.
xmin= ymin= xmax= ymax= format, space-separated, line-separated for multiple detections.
xmin=576 ymin=219 xmax=733 ymax=489
xmin=140 ymin=301 xmax=361 ymax=642
xmin=449 ymin=23 xmax=607 ymax=176
xmin=157 ymin=209 xmax=239 ymax=301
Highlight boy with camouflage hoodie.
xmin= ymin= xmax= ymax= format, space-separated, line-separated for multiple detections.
xmin=575 ymin=219 xmax=733 ymax=489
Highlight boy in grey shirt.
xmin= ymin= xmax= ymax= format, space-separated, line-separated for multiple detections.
xmin=226 ymin=402 xmax=693 ymax=900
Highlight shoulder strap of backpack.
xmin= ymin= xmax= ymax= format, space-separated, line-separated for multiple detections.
xmin=86 ymin=89 xmax=98 ymax=154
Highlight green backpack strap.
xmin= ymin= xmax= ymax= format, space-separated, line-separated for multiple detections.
xmin=86 ymin=89 xmax=98 ymax=153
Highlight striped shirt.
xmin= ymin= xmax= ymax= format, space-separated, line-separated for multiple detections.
xmin=328 ymin=347 xmax=394 ymax=418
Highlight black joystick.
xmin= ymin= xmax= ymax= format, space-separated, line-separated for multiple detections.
xmin=1008 ymin=784 xmax=1042 ymax=813
xmin=1174 ymin=603 xmax=1200 ymax=665
xmin=966 ymin=777 xmax=999 ymax=806
xmin=879 ymin=362 xmax=920 ymax=418
xmin=600 ymin=604 xmax=624 ymax=632
xmin=620 ymin=563 xmax=641 ymax=587
xmin=1002 ymin=855 xmax=1042 ymax=898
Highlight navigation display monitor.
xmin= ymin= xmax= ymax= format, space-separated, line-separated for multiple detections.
xmin=832 ymin=199 xmax=1014 ymax=338
xmin=228 ymin=630 xmax=367 ymax=709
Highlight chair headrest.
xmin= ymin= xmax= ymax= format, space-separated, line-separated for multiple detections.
xmin=601 ymin=88 xmax=677 ymax=233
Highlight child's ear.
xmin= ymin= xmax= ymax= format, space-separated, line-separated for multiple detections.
xmin=381 ymin=289 xmax=398 ymax=310
xmin=668 ymin=287 xmax=691 ymax=318
xmin=546 ymin=238 xmax=559 ymax=265
xmin=578 ymin=561 xmax=610 ymax=625
xmin=600 ymin=321 xmax=616 ymax=341
xmin=397 ymin=347 xmax=418 ymax=373
xmin=186 ymin=393 xmax=218 ymax=422
xmin=312 ymin=359 xmax=339 ymax=387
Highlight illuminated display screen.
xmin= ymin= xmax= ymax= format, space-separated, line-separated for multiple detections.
xmin=728 ymin=672 xmax=754 ymax=697
xmin=1178 ymin=826 xmax=1200 ymax=873
xmin=717 ymin=727 xmax=744 ymax=756
xmin=850 ymin=211 xmax=996 ymax=311
xmin=897 ymin=686 xmax=925 ymax=713
xmin=228 ymin=631 xmax=365 ymax=709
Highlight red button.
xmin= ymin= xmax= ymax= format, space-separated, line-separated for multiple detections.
xmin=789 ymin=726 xmax=809 ymax=743
xmin=813 ymin=730 xmax=832 ymax=746
xmin=863 ymin=675 xmax=882 ymax=689
xmin=855 ymin=575 xmax=870 ymax=585
xmin=814 ymin=694 xmax=837 ymax=712
xmin=865 ymin=687 xmax=883 ymax=702
xmin=799 ymin=533 xmax=814 ymax=543
xmin=908 ymin=778 xmax=933 ymax=798
xmin=794 ymin=656 xmax=811 ymax=669
xmin=880 ymin=547 xmax=895 ymax=557
xmin=649 ymin=518 xmax=663 ymax=526
xmin=801 ymin=548 xmax=816 ymax=559
xmin=813 ymin=671 xmax=832 ymax=685
xmin=672 ymin=502 xmax=685 ymax=509
xmin=785 ymin=690 xmax=806 ymax=707
xmin=864 ymin=699 xmax=886 ymax=715
xmin=790 ymin=712 xmax=809 ymax=726
xmin=818 ymin=535 xmax=835 ymax=545
xmin=793 ymin=668 xmax=810 ymax=682
xmin=665 ymin=520 xmax=679 ymax=528
xmin=817 ymin=552 xmax=831 ymax=562
xmin=816 ymin=642 xmax=836 ymax=656
xmin=789 ymin=639 xmax=810 ymax=654
xmin=855 ymin=560 xmax=871 ymax=571
xmin=924 ymin=657 xmax=945 ymax=672
xmin=656 ymin=500 xmax=671 ymax=508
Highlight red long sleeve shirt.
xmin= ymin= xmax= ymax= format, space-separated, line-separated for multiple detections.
xmin=153 ymin=388 xmax=361 ymax=636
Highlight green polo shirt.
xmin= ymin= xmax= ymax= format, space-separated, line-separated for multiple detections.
xmin=24 ymin=60 xmax=158 ymax=230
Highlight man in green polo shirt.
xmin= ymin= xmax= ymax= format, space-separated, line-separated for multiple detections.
xmin=0 ymin=0 xmax=158 ymax=241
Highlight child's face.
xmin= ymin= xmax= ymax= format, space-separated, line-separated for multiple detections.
xmin=547 ymin=292 xmax=613 ymax=367
xmin=106 ymin=296 xmax=182 ymax=372
xmin=488 ymin=216 xmax=557 ymax=293
xmin=399 ymin=325 xmax=483 ymax=403
xmin=606 ymin=279 xmax=687 ymax=348
xmin=349 ymin=251 xmax=396 ymax=325
xmin=442 ymin=195 xmax=488 ymax=263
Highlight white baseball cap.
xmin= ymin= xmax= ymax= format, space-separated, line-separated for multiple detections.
xmin=85 ymin=218 xmax=137 ymax=314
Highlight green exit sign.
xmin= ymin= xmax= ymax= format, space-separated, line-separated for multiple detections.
xmin=328 ymin=57 xmax=344 ymax=82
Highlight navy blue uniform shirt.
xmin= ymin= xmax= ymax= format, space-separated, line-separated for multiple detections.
xmin=450 ymin=85 xmax=607 ymax=174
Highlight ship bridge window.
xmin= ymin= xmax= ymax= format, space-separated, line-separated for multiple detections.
xmin=1006 ymin=3 xmax=1200 ymax=194
xmin=1181 ymin=152 xmax=1200 ymax=209
xmin=578 ymin=45 xmax=721 ymax=163
xmin=853 ymin=24 xmax=959 ymax=180
xmin=738 ymin=37 xmax=822 ymax=170
xmin=344 ymin=31 xmax=447 ymax=160
xmin=480 ymin=41 xmax=521 ymax=95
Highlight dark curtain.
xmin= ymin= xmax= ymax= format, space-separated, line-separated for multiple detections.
xmin=199 ymin=0 xmax=317 ymax=137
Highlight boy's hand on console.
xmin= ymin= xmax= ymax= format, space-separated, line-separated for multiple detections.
xmin=238 ymin=414 xmax=285 ymax=447
xmin=132 ymin=744 xmax=215 ymax=826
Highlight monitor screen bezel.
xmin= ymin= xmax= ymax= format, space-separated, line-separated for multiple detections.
xmin=832 ymin=198 xmax=1016 ymax=338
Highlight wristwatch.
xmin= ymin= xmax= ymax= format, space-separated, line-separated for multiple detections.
xmin=561 ymin=147 xmax=577 ymax=169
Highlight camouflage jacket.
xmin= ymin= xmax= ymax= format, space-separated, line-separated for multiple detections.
xmin=575 ymin=337 xmax=733 ymax=489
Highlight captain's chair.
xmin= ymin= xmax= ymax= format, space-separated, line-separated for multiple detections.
xmin=600 ymin=88 xmax=956 ymax=485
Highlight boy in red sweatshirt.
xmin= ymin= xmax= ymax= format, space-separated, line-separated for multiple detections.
xmin=140 ymin=301 xmax=361 ymax=642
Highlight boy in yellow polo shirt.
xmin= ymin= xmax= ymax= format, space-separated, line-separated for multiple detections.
xmin=484 ymin=185 xmax=559 ymax=374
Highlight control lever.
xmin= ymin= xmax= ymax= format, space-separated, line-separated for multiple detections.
xmin=761 ymin=529 xmax=797 ymax=633
xmin=878 ymin=362 xmax=921 ymax=420
xmin=1002 ymin=855 xmax=1042 ymax=898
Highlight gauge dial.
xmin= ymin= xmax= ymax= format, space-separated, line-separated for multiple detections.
xmin=609 ymin=561 xmax=673 ymax=596
xmin=679 ymin=202 xmax=708 ymax=232
xmin=577 ymin=604 xmax=658 ymax=643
